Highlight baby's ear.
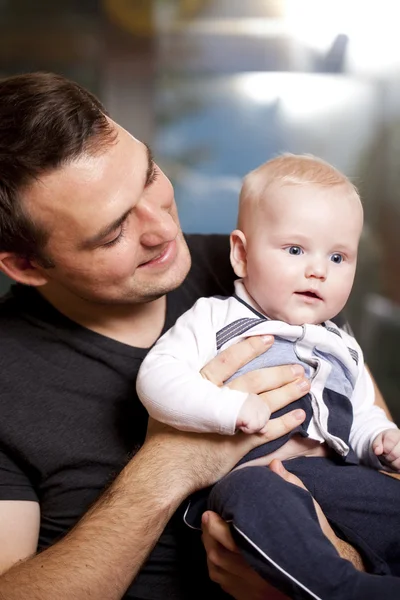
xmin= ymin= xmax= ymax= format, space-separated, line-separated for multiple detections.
xmin=230 ymin=230 xmax=248 ymax=278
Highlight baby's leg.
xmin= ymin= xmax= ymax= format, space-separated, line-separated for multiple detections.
xmin=287 ymin=456 xmax=400 ymax=576
xmin=208 ymin=464 xmax=400 ymax=600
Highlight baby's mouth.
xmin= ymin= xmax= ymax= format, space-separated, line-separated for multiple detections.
xmin=295 ymin=291 xmax=322 ymax=300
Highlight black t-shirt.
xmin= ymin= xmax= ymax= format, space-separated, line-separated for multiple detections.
xmin=0 ymin=233 xmax=347 ymax=599
xmin=0 ymin=234 xmax=236 ymax=600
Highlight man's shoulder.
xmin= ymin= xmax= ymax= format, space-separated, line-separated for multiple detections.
xmin=0 ymin=288 xmax=45 ymax=369
xmin=184 ymin=233 xmax=235 ymax=297
xmin=184 ymin=233 xmax=230 ymax=255
xmin=0 ymin=286 xmax=25 ymax=330
xmin=164 ymin=234 xmax=234 ymax=328
xmin=0 ymin=284 xmax=66 ymax=353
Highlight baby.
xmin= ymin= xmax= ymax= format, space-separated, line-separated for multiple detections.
xmin=137 ymin=155 xmax=400 ymax=599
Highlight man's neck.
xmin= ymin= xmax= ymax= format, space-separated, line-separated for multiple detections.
xmin=38 ymin=287 xmax=167 ymax=349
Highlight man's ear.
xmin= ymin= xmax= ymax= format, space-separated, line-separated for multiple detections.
xmin=230 ymin=229 xmax=248 ymax=278
xmin=0 ymin=253 xmax=49 ymax=286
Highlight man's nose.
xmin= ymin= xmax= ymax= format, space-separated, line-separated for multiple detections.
xmin=138 ymin=198 xmax=177 ymax=247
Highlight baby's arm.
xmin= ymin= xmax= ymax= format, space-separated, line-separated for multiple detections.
xmin=137 ymin=297 xmax=268 ymax=435
xmin=348 ymin=337 xmax=398 ymax=468
xmin=372 ymin=429 xmax=400 ymax=471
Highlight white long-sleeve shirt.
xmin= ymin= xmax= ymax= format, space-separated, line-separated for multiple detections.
xmin=137 ymin=280 xmax=397 ymax=468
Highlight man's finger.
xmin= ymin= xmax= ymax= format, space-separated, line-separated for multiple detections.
xmin=202 ymin=511 xmax=238 ymax=553
xmin=251 ymin=409 xmax=306 ymax=447
xmin=227 ymin=364 xmax=304 ymax=394
xmin=233 ymin=409 xmax=306 ymax=459
xmin=259 ymin=378 xmax=310 ymax=414
xmin=269 ymin=459 xmax=307 ymax=489
xmin=200 ymin=335 xmax=274 ymax=386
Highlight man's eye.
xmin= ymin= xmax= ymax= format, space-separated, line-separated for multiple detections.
xmin=330 ymin=253 xmax=343 ymax=264
xmin=102 ymin=223 xmax=127 ymax=248
xmin=146 ymin=164 xmax=159 ymax=187
xmin=285 ymin=246 xmax=303 ymax=256
xmin=102 ymin=230 xmax=123 ymax=248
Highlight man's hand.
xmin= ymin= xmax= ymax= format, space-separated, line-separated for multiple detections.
xmin=372 ymin=428 xmax=400 ymax=471
xmin=268 ymin=460 xmax=342 ymax=550
xmin=145 ymin=411 xmax=306 ymax=497
xmin=145 ymin=335 xmax=309 ymax=496
xmin=201 ymin=459 xmax=341 ymax=600
xmin=201 ymin=334 xmax=310 ymax=440
xmin=202 ymin=459 xmax=366 ymax=600
xmin=269 ymin=460 xmax=366 ymax=570
xmin=201 ymin=511 xmax=289 ymax=600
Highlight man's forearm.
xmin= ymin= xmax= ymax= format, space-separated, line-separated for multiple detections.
xmin=0 ymin=342 xmax=311 ymax=600
xmin=0 ymin=441 xmax=188 ymax=600
xmin=317 ymin=505 xmax=366 ymax=571
xmin=336 ymin=539 xmax=366 ymax=572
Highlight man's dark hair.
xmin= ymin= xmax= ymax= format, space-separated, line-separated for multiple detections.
xmin=0 ymin=72 xmax=116 ymax=267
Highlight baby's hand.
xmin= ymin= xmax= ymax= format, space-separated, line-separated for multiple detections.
xmin=236 ymin=394 xmax=271 ymax=434
xmin=372 ymin=428 xmax=400 ymax=471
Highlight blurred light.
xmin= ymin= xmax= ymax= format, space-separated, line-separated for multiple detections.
xmin=236 ymin=73 xmax=356 ymax=120
xmin=155 ymin=16 xmax=285 ymax=36
xmin=284 ymin=0 xmax=400 ymax=74
xmin=236 ymin=73 xmax=279 ymax=104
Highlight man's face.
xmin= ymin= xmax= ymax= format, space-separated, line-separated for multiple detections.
xmin=241 ymin=183 xmax=363 ymax=325
xmin=23 ymin=120 xmax=191 ymax=305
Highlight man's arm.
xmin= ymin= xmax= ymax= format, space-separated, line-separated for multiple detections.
xmin=0 ymin=501 xmax=40 ymax=575
xmin=0 ymin=439 xmax=188 ymax=600
xmin=367 ymin=366 xmax=393 ymax=420
xmin=0 ymin=336 xmax=307 ymax=600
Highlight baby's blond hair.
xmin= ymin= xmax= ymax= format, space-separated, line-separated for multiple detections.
xmin=238 ymin=154 xmax=360 ymax=230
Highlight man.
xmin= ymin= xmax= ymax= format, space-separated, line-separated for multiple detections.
xmin=0 ymin=72 xmax=393 ymax=600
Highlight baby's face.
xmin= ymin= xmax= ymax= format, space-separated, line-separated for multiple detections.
xmin=241 ymin=183 xmax=363 ymax=325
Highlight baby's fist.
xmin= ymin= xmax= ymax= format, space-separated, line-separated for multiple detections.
xmin=236 ymin=394 xmax=270 ymax=434
xmin=372 ymin=428 xmax=400 ymax=471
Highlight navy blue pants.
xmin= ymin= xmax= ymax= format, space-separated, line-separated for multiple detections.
xmin=191 ymin=457 xmax=400 ymax=600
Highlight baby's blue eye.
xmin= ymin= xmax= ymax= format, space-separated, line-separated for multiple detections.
xmin=285 ymin=246 xmax=303 ymax=256
xmin=331 ymin=253 xmax=343 ymax=264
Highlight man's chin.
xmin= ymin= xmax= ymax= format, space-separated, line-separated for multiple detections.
xmin=139 ymin=270 xmax=191 ymax=303
xmin=129 ymin=254 xmax=192 ymax=304
xmin=138 ymin=290 xmax=167 ymax=304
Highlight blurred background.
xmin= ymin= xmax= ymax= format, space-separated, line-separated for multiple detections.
xmin=1 ymin=0 xmax=400 ymax=423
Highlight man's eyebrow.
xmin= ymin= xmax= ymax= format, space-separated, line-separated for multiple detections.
xmin=144 ymin=143 xmax=155 ymax=185
xmin=80 ymin=207 xmax=133 ymax=249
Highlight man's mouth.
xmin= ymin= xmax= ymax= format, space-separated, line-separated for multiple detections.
xmin=138 ymin=240 xmax=176 ymax=268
